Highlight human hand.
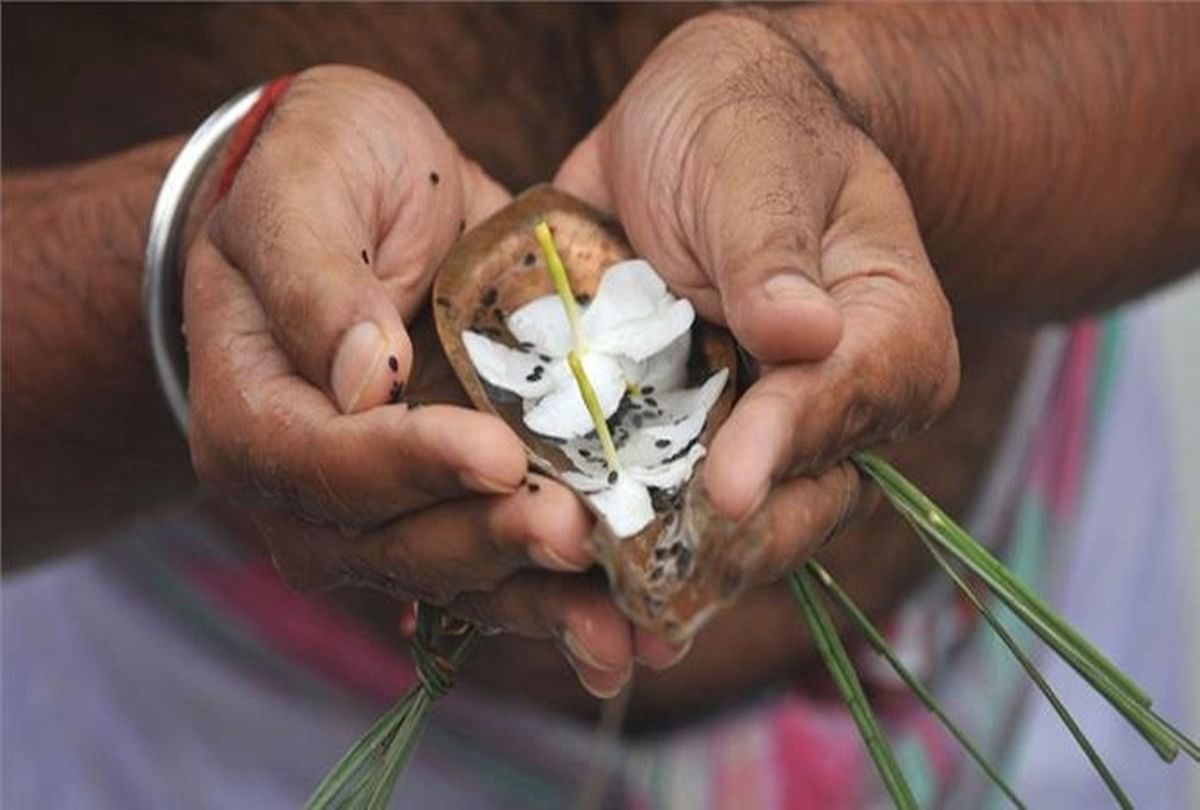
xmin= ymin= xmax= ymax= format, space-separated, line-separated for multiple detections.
xmin=555 ymin=12 xmax=960 ymax=587
xmin=184 ymin=66 xmax=682 ymax=697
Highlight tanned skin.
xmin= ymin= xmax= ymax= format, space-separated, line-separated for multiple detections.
xmin=3 ymin=4 xmax=1198 ymax=718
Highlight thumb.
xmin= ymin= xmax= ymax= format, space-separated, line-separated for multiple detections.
xmin=695 ymin=116 xmax=845 ymax=365
xmin=553 ymin=126 xmax=614 ymax=214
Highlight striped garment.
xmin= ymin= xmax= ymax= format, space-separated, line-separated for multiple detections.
xmin=4 ymin=303 xmax=1195 ymax=808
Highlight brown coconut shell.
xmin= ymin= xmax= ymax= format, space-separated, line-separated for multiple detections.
xmin=433 ymin=185 xmax=768 ymax=642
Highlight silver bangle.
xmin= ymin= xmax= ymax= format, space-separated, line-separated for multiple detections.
xmin=142 ymin=83 xmax=265 ymax=436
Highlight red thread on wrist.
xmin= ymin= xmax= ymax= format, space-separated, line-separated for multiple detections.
xmin=213 ymin=75 xmax=295 ymax=205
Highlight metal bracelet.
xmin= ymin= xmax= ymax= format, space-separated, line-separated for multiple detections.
xmin=142 ymin=83 xmax=264 ymax=436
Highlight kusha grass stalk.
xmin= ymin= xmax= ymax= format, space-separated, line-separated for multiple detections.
xmin=807 ymin=560 xmax=1026 ymax=809
xmin=915 ymin=528 xmax=1132 ymax=809
xmin=792 ymin=568 xmax=919 ymax=809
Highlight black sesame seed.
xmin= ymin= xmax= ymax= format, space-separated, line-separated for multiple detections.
xmin=655 ymin=438 xmax=670 ymax=448
xmin=388 ymin=355 xmax=399 ymax=372
xmin=388 ymin=381 xmax=406 ymax=404
xmin=525 ymin=371 xmax=540 ymax=382
xmin=458 ymin=220 xmax=466 ymax=233
xmin=645 ymin=397 xmax=658 ymax=408
xmin=579 ymin=448 xmax=591 ymax=458
xmin=607 ymin=470 xmax=618 ymax=484
xmin=361 ymin=249 xmax=370 ymax=265
xmin=642 ymin=386 xmax=655 ymax=395
xmin=429 ymin=171 xmax=440 ymax=185
xmin=523 ymin=252 xmax=536 ymax=267
xmin=519 ymin=341 xmax=535 ymax=350
xmin=527 ymin=482 xmax=540 ymax=493
xmin=538 ymin=353 xmax=551 ymax=363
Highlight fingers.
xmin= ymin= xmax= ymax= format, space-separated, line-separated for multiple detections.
xmin=705 ymin=307 xmax=951 ymax=520
xmin=185 ymin=234 xmax=528 ymax=525
xmin=211 ymin=66 xmax=492 ymax=414
xmin=740 ymin=462 xmax=867 ymax=587
xmin=260 ymin=473 xmax=594 ymax=598
xmin=458 ymin=156 xmax=515 ymax=229
xmin=705 ymin=156 xmax=959 ymax=520
xmin=633 ymin=628 xmax=692 ymax=670
xmin=552 ymin=127 xmax=614 ymax=214
xmin=683 ymin=62 xmax=848 ymax=365
xmin=450 ymin=572 xmax=636 ymax=699
xmin=592 ymin=14 xmax=853 ymax=364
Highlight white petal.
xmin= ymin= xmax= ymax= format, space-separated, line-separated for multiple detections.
xmin=561 ymin=470 xmax=608 ymax=494
xmin=649 ymin=368 xmax=729 ymax=428
xmin=585 ymin=474 xmax=656 ymax=538
xmin=523 ymin=352 xmax=626 ymax=439
xmin=620 ymin=331 xmax=690 ymax=394
xmin=616 ymin=368 xmax=730 ymax=468
xmin=629 ymin=443 xmax=707 ymax=491
xmin=506 ymin=295 xmax=574 ymax=357
xmin=462 ymin=331 xmax=557 ymax=398
xmin=589 ymin=299 xmax=694 ymax=362
xmin=561 ymin=437 xmax=610 ymax=478
xmin=580 ymin=259 xmax=667 ymax=337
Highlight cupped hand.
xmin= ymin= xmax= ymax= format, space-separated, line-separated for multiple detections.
xmin=184 ymin=65 xmax=681 ymax=697
xmin=555 ymin=12 xmax=960 ymax=588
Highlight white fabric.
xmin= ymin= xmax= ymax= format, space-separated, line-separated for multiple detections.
xmin=1006 ymin=299 xmax=1193 ymax=809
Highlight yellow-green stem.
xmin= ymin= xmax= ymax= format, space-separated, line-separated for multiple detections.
xmin=534 ymin=220 xmax=586 ymax=351
xmin=567 ymin=351 xmax=621 ymax=471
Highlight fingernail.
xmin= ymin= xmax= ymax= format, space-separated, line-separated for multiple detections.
xmin=636 ymin=636 xmax=693 ymax=670
xmin=529 ymin=543 xmax=589 ymax=573
xmin=331 ymin=321 xmax=388 ymax=413
xmin=562 ymin=630 xmax=620 ymax=673
xmin=580 ymin=673 xmax=626 ymax=700
xmin=458 ymin=469 xmax=519 ymax=495
xmin=763 ymin=273 xmax=821 ymax=302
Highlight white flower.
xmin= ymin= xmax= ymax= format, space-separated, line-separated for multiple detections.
xmin=462 ymin=260 xmax=695 ymax=439
xmin=559 ymin=370 xmax=729 ymax=537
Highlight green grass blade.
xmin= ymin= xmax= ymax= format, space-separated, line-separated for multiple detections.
xmin=305 ymin=692 xmax=416 ymax=809
xmin=855 ymin=452 xmax=1186 ymax=762
xmin=791 ymin=568 xmax=918 ymax=809
xmin=1149 ymin=710 xmax=1200 ymax=763
xmin=358 ymin=694 xmax=434 ymax=810
xmin=307 ymin=618 xmax=480 ymax=810
xmin=916 ymin=532 xmax=1133 ymax=810
xmin=807 ymin=561 xmax=1026 ymax=809
xmin=855 ymin=452 xmax=1151 ymax=709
